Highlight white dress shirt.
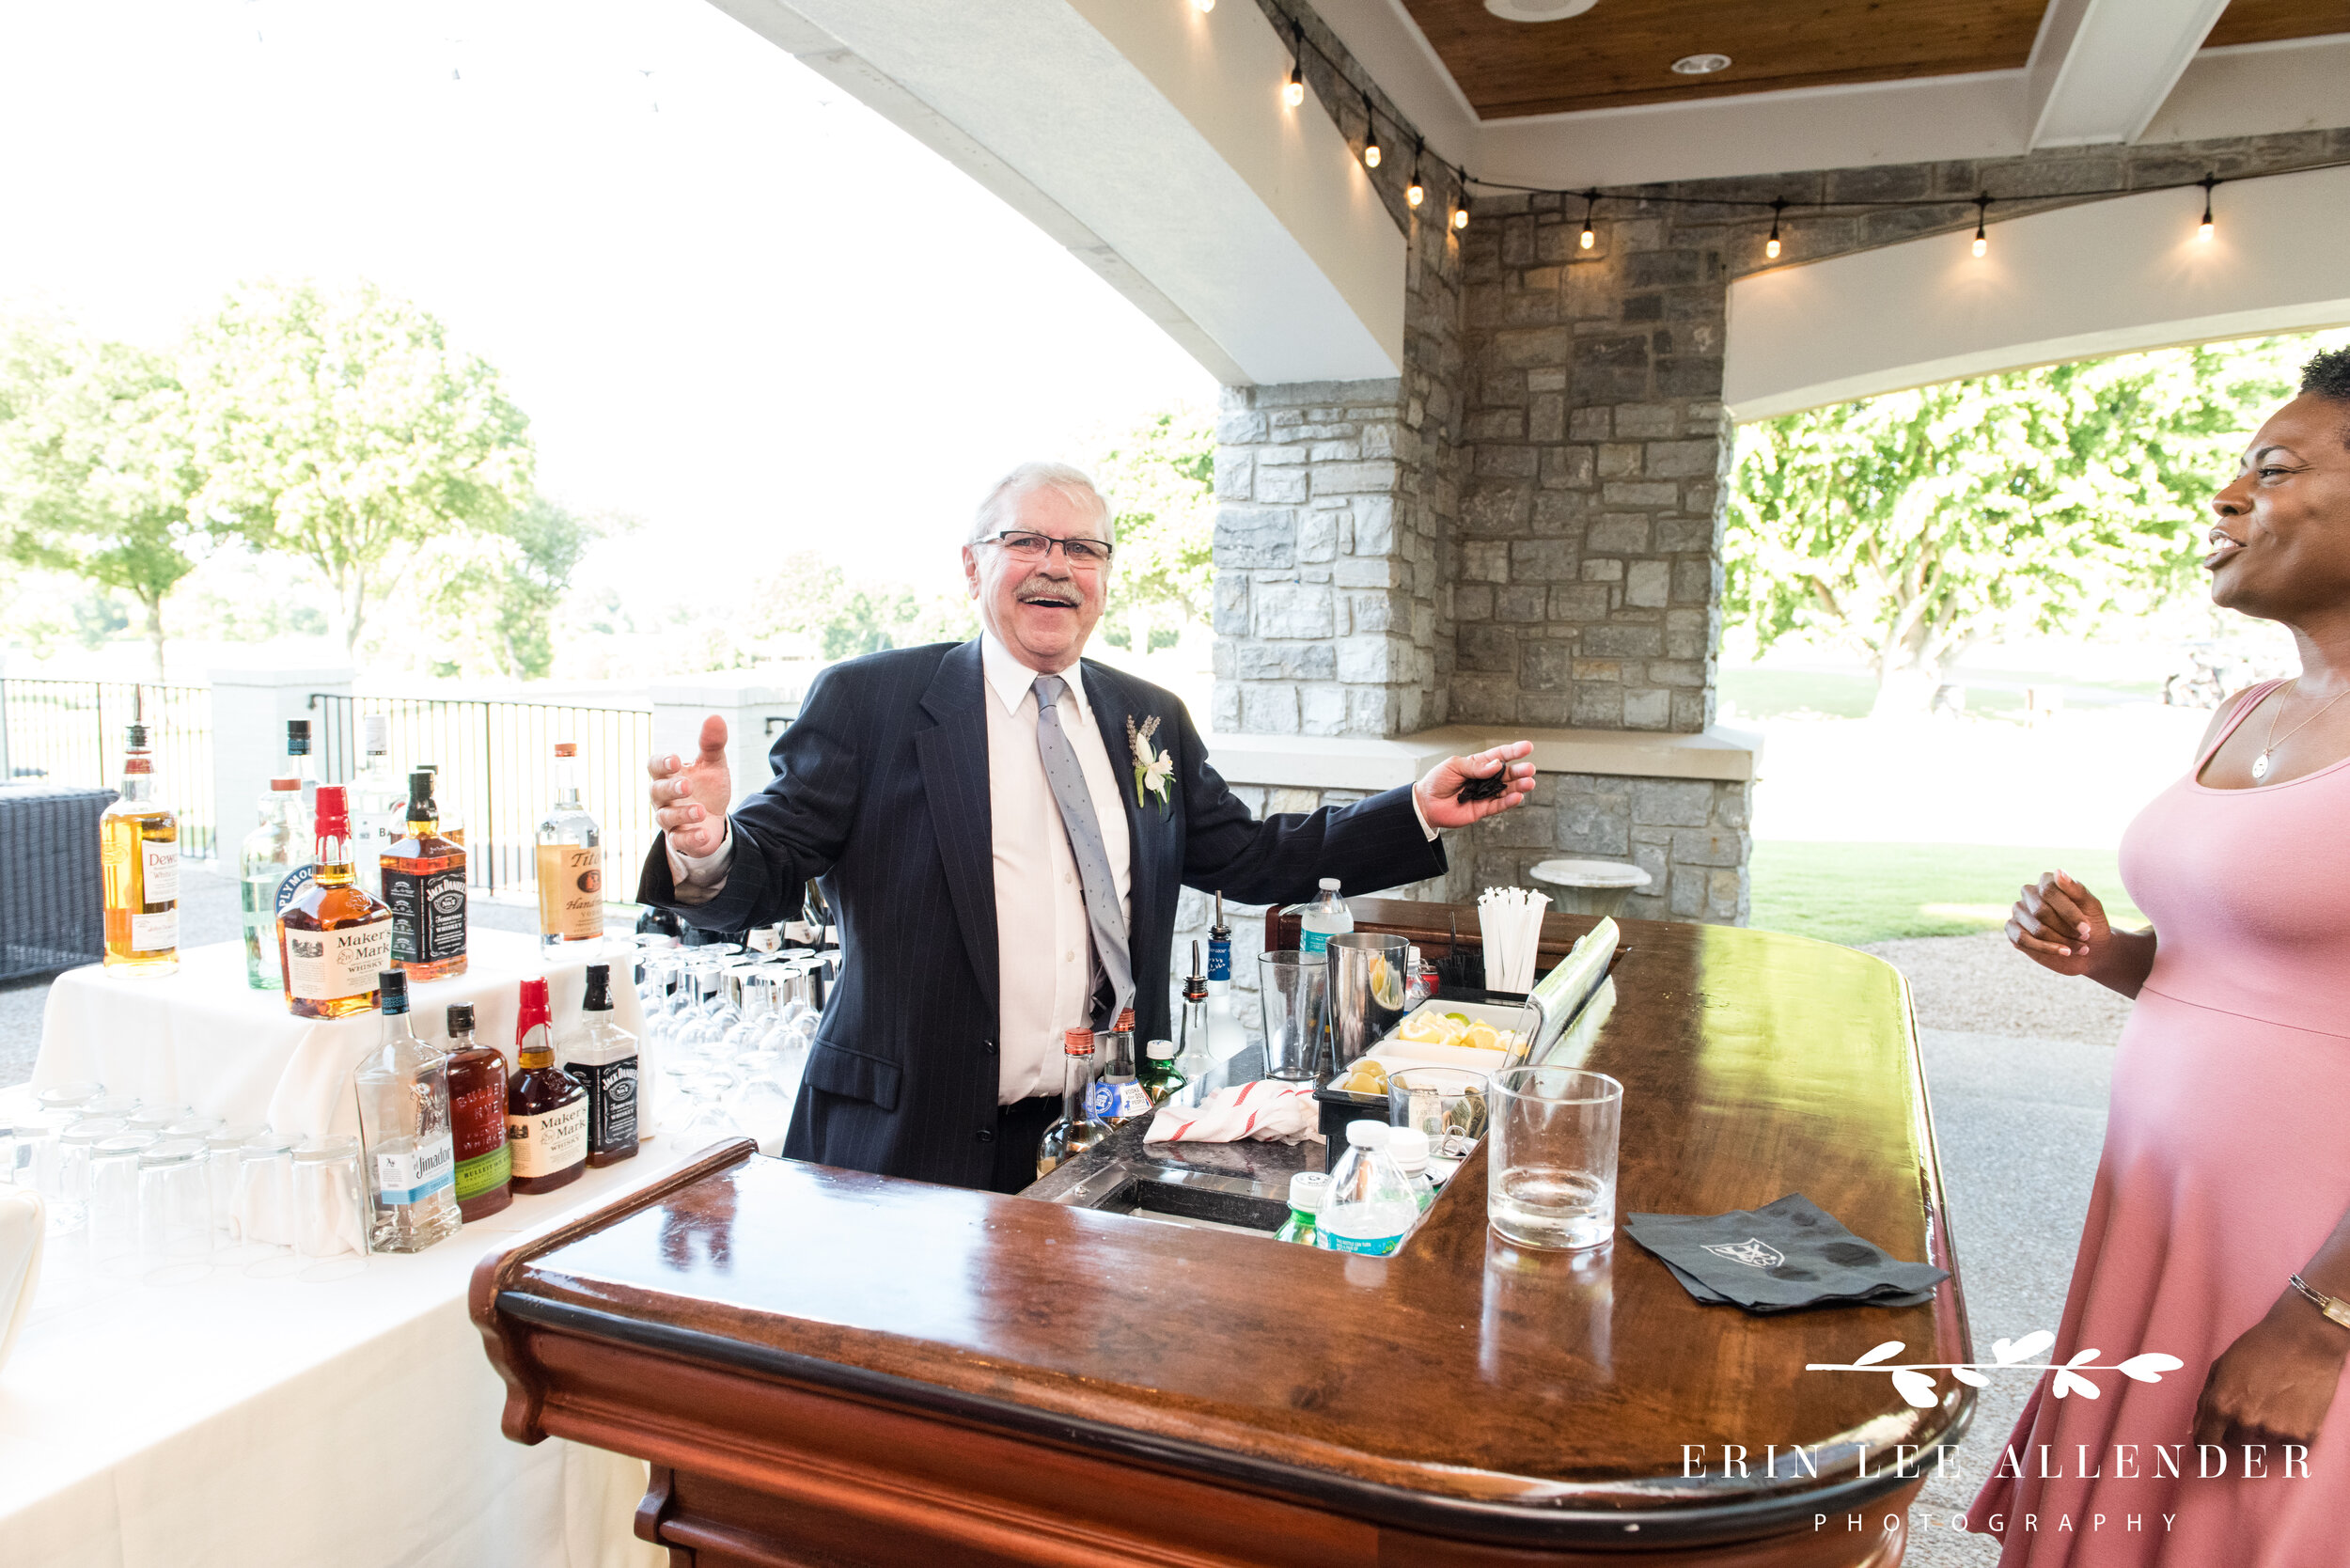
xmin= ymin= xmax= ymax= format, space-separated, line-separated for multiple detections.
xmin=666 ymin=632 xmax=1131 ymax=1105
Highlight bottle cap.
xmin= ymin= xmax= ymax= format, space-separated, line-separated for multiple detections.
xmin=286 ymin=718 xmax=310 ymax=755
xmin=1386 ymin=1126 xmax=1431 ymax=1169
xmin=1145 ymin=1037 xmax=1176 ymax=1060
xmin=1407 ymin=945 xmax=1422 ymax=964
xmin=408 ymin=768 xmax=436 ymax=801
xmin=583 ymin=964 xmax=613 ymax=1011
xmin=379 ymin=969 xmax=409 ymax=1014
xmin=1344 ymin=1120 xmax=1389 ymax=1149
xmin=446 ymin=1002 xmax=476 ymax=1035
xmin=269 ymin=776 xmax=299 ymax=792
xmin=1114 ymin=1007 xmax=1135 ymax=1032
xmin=313 ymin=784 xmax=351 ymax=838
xmin=1319 ymin=877 xmax=1342 ymax=892
xmin=516 ymin=977 xmax=552 ymax=1040
xmin=124 ymin=721 xmax=149 ymax=748
xmin=554 ymin=742 xmax=578 ymax=759
xmin=1062 ymin=1026 xmax=1095 ymax=1057
xmin=1288 ymin=1170 xmax=1328 ymax=1212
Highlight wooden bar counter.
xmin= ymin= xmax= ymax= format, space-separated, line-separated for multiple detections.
xmin=472 ymin=901 xmax=1971 ymax=1567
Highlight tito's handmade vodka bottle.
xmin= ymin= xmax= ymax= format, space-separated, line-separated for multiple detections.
xmin=536 ymin=742 xmax=603 ymax=954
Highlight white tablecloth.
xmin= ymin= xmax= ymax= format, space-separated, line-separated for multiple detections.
xmin=33 ymin=931 xmax=652 ymax=1139
xmin=0 ymin=1150 xmax=673 ymax=1568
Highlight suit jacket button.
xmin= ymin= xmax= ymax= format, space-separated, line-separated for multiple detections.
xmin=976 ymin=1128 xmax=995 ymax=1143
xmin=982 ymin=1040 xmax=998 ymax=1055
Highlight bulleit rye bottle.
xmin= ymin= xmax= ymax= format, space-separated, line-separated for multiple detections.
xmin=277 ymin=784 xmax=395 ymax=1019
xmin=382 ymin=769 xmax=467 ymax=981
xmin=536 ymin=742 xmax=603 ymax=954
xmin=101 ymin=721 xmax=178 ymax=975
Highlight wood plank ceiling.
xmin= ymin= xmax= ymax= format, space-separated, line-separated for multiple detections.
xmin=1399 ymin=0 xmax=2350 ymax=119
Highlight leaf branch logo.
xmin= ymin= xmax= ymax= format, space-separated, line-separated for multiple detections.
xmin=1807 ymin=1331 xmax=2184 ymax=1409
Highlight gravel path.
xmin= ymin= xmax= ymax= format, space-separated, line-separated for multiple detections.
xmin=1864 ymin=932 xmax=2137 ymax=1043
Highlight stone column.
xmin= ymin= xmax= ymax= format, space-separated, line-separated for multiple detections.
xmin=208 ymin=663 xmax=354 ymax=851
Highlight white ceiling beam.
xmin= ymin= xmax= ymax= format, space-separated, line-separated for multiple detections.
xmin=2024 ymin=0 xmax=2232 ymax=149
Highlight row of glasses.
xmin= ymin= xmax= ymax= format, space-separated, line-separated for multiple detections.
xmin=629 ymin=937 xmax=827 ymax=1152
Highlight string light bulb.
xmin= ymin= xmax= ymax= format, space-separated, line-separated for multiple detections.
xmin=1361 ymin=90 xmax=1381 ymax=167
xmin=1453 ymin=188 xmax=1470 ymax=231
xmin=1192 ymin=0 xmax=1214 ymax=10
xmin=1971 ymin=195 xmax=1989 ymax=259
xmin=1764 ymin=197 xmax=1785 ymax=260
xmin=1406 ymin=142 xmax=1424 ymax=208
xmin=2197 ymin=173 xmax=2217 ymax=242
xmin=1579 ymin=191 xmax=1597 ymax=251
xmin=1284 ymin=55 xmax=1304 ymax=108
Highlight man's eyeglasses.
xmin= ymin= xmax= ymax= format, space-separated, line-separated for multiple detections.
xmin=986 ymin=530 xmax=1114 ymax=568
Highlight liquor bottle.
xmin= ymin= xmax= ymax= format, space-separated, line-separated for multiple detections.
xmin=1089 ymin=1007 xmax=1152 ymax=1123
xmin=413 ymin=761 xmax=464 ymax=845
xmin=101 ymin=721 xmax=179 ymax=974
xmin=352 ymin=969 xmax=462 ymax=1252
xmin=1139 ymin=1037 xmax=1184 ymax=1108
xmin=507 ymin=978 xmax=588 ymax=1195
xmin=1203 ymin=892 xmax=1246 ymax=1062
xmin=277 ymin=784 xmax=396 ymax=1019
xmin=564 ymin=964 xmax=640 ymax=1168
xmin=536 ymin=742 xmax=603 ymax=954
xmin=284 ymin=718 xmax=319 ymax=845
xmin=1298 ymin=877 xmax=1354 ymax=954
xmin=348 ymin=714 xmax=404 ymax=899
xmin=1170 ymin=942 xmax=1215 ymax=1109
xmin=383 ymin=769 xmax=467 ymax=981
xmin=238 ymin=776 xmax=308 ymax=990
xmin=1034 ymin=1027 xmax=1107 ymax=1178
xmin=442 ymin=1002 xmax=512 ymax=1222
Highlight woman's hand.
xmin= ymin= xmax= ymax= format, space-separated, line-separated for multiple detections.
xmin=2193 ymin=1294 xmax=2350 ymax=1449
xmin=2005 ymin=870 xmax=2111 ymax=976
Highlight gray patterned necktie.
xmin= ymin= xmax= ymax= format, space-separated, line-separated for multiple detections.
xmin=1032 ymin=673 xmax=1132 ymax=1027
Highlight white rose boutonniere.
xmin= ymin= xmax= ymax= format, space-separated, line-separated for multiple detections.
xmin=1127 ymin=713 xmax=1173 ymax=817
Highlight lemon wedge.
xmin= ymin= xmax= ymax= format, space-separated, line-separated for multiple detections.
xmin=1461 ymin=1023 xmax=1500 ymax=1053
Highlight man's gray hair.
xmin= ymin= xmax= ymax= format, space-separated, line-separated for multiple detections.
xmin=967 ymin=461 xmax=1114 ymax=548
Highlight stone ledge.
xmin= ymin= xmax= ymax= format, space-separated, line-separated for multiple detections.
xmin=1202 ymin=723 xmax=1762 ymax=790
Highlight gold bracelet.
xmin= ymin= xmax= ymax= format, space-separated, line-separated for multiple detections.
xmin=2288 ymin=1275 xmax=2350 ymax=1330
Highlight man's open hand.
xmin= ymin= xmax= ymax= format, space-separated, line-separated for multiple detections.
xmin=1416 ymin=741 xmax=1538 ymax=831
xmin=648 ymin=714 xmax=731 ymax=857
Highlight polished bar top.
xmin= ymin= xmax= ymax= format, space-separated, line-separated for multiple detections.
xmin=478 ymin=906 xmax=1969 ymax=1548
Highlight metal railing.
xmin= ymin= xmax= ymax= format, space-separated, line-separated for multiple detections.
xmin=0 ymin=679 xmax=217 ymax=858
xmin=307 ymin=693 xmax=656 ymax=896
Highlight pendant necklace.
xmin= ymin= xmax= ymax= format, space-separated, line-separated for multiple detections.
xmin=2250 ymin=681 xmax=2350 ymax=781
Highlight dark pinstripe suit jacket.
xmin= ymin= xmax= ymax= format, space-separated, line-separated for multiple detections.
xmin=634 ymin=637 xmax=1447 ymax=1190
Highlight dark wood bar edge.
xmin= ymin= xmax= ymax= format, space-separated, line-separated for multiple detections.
xmin=473 ymin=901 xmax=1971 ymax=1567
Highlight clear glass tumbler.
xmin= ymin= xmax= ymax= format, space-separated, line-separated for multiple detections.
xmin=139 ymin=1137 xmax=213 ymax=1267
xmin=205 ymin=1126 xmax=262 ymax=1239
xmin=88 ymin=1131 xmax=162 ymax=1273
xmin=293 ymin=1137 xmax=367 ymax=1261
xmin=232 ymin=1135 xmax=299 ymax=1248
xmin=1486 ymin=1065 xmax=1623 ymax=1251
xmin=44 ymin=1116 xmax=130 ymax=1235
xmin=1256 ymin=951 xmax=1330 ymax=1082
xmin=1386 ymin=1066 xmax=1491 ymax=1162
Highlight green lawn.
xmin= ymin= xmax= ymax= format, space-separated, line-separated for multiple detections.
xmin=1719 ymin=666 xmax=2163 ymax=721
xmin=1749 ymin=841 xmax=2147 ymax=947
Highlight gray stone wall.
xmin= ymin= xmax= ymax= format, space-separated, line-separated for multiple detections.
xmin=1436 ymin=774 xmax=1751 ymax=925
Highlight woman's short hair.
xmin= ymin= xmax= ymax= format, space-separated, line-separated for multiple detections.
xmin=2303 ymin=347 xmax=2350 ymax=404
xmin=967 ymin=462 xmax=1114 ymax=547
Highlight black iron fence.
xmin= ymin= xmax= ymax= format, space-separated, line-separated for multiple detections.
xmin=0 ymin=680 xmax=218 ymax=858
xmin=306 ymin=693 xmax=655 ymax=896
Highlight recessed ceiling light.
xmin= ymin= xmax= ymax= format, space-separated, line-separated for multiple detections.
xmin=1484 ymin=0 xmax=1598 ymax=22
xmin=1670 ymin=53 xmax=1731 ymax=74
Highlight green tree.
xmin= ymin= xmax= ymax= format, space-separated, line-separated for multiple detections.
xmin=1087 ymin=406 xmax=1214 ymax=648
xmin=1726 ymin=341 xmax=2298 ymax=713
xmin=750 ymin=552 xmax=975 ymax=662
xmin=184 ymin=280 xmax=535 ymax=657
xmin=0 ymin=323 xmax=205 ymax=679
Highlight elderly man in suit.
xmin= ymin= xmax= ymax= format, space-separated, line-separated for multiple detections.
xmin=641 ymin=461 xmax=1536 ymax=1193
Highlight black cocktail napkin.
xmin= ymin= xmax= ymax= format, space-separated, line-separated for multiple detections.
xmin=1622 ymin=1194 xmax=1949 ymax=1313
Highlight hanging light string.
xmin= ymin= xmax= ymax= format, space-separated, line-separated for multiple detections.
xmin=1260 ymin=1 xmax=2348 ymax=247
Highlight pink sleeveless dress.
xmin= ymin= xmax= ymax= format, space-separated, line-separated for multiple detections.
xmin=1967 ymin=681 xmax=2350 ymax=1564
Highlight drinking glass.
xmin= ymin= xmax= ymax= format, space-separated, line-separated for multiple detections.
xmin=43 ymin=1116 xmax=129 ymax=1234
xmin=673 ymin=1072 xmax=747 ymax=1146
xmin=89 ymin=1131 xmax=162 ymax=1273
xmin=232 ymin=1135 xmax=299 ymax=1248
xmin=293 ymin=1137 xmax=367 ymax=1261
xmin=1257 ymin=951 xmax=1330 ymax=1082
xmin=1327 ymin=933 xmax=1409 ymax=1074
xmin=206 ymin=1126 xmax=263 ymax=1238
xmin=126 ymin=1104 xmax=194 ymax=1136
xmin=1387 ymin=1066 xmax=1491 ymax=1162
xmin=1486 ymin=1066 xmax=1623 ymax=1251
xmin=139 ymin=1137 xmax=212 ymax=1268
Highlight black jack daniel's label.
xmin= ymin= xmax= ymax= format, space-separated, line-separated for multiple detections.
xmin=384 ymin=866 xmax=467 ymax=964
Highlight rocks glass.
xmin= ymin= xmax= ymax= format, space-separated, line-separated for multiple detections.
xmin=1486 ymin=1066 xmax=1623 ymax=1251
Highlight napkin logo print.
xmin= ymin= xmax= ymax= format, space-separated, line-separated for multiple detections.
xmin=1706 ymin=1237 xmax=1785 ymax=1269
xmin=1807 ymin=1330 xmax=2186 ymax=1411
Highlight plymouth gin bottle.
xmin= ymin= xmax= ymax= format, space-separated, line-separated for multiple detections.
xmin=238 ymin=776 xmax=307 ymax=990
xmin=1034 ymin=1027 xmax=1107 ymax=1178
xmin=383 ymin=770 xmax=467 ymax=981
xmin=352 ymin=969 xmax=461 ymax=1252
xmin=536 ymin=742 xmax=603 ymax=954
xmin=348 ymin=714 xmax=403 ymax=899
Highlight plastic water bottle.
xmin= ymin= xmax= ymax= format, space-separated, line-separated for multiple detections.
xmin=1386 ymin=1126 xmax=1439 ymax=1211
xmin=1318 ymin=1121 xmax=1418 ymax=1256
xmin=1298 ymin=878 xmax=1354 ymax=956
xmin=1276 ymin=1170 xmax=1326 ymax=1247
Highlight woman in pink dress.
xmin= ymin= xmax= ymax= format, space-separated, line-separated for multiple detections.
xmin=1967 ymin=348 xmax=2350 ymax=1564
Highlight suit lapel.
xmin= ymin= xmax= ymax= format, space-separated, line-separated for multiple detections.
xmin=914 ymin=640 xmax=999 ymax=1023
xmin=1083 ymin=661 xmax=1159 ymax=951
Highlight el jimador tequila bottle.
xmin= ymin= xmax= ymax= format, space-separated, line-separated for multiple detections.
xmin=352 ymin=968 xmax=461 ymax=1252
xmin=277 ymin=785 xmax=395 ymax=1018
xmin=239 ymin=776 xmax=308 ymax=990
xmin=536 ymin=742 xmax=603 ymax=954
xmin=101 ymin=721 xmax=178 ymax=974
xmin=383 ymin=769 xmax=467 ymax=981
